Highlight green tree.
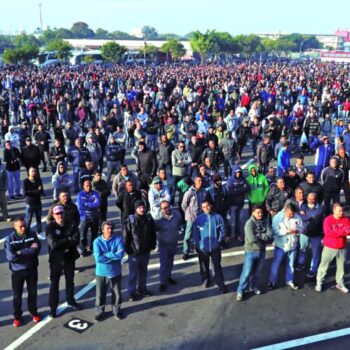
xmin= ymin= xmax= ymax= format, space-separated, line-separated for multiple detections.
xmin=71 ymin=22 xmax=95 ymax=38
xmin=110 ymin=31 xmax=136 ymax=39
xmin=0 ymin=35 xmax=14 ymax=54
xmin=3 ymin=44 xmax=39 ymax=64
xmin=100 ymin=41 xmax=127 ymax=63
xmin=55 ymin=28 xmax=74 ymax=39
xmin=14 ymin=33 xmax=40 ymax=48
xmin=161 ymin=39 xmax=186 ymax=60
xmin=141 ymin=26 xmax=158 ymax=39
xmin=189 ymin=30 xmax=217 ymax=61
xmin=82 ymin=55 xmax=96 ymax=64
xmin=46 ymin=39 xmax=73 ymax=60
xmin=95 ymin=28 xmax=111 ymax=39
xmin=234 ymin=34 xmax=263 ymax=57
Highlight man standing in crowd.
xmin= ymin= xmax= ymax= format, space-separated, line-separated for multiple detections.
xmin=257 ymin=136 xmax=274 ymax=174
xmin=94 ymin=221 xmax=124 ymax=322
xmin=123 ymin=201 xmax=156 ymax=301
xmin=148 ymin=176 xmax=171 ymax=220
xmin=137 ymin=141 xmax=158 ymax=188
xmin=246 ymin=164 xmax=269 ymax=212
xmin=46 ymin=206 xmax=82 ymax=318
xmin=266 ymin=177 xmax=293 ymax=218
xmin=268 ymin=203 xmax=304 ymax=290
xmin=155 ymin=200 xmax=182 ymax=292
xmin=5 ymin=218 xmax=41 ymax=327
xmin=236 ymin=206 xmax=272 ymax=301
xmin=315 ymin=203 xmax=350 ymax=293
xmin=193 ymin=200 xmax=227 ymax=293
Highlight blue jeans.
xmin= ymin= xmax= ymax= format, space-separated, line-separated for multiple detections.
xmin=127 ymin=253 xmax=150 ymax=295
xmin=73 ymin=166 xmax=80 ymax=192
xmin=269 ymin=246 xmax=297 ymax=284
xmin=7 ymin=170 xmax=21 ymax=196
xmin=229 ymin=205 xmax=244 ymax=239
xmin=25 ymin=204 xmax=42 ymax=233
xmin=159 ymin=244 xmax=177 ymax=284
xmin=298 ymin=235 xmax=322 ymax=274
xmin=106 ymin=161 xmax=121 ymax=186
xmin=183 ymin=221 xmax=193 ymax=254
xmin=147 ymin=134 xmax=158 ymax=150
xmin=237 ymin=251 xmax=266 ymax=293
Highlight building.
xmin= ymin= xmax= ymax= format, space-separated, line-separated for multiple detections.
xmin=315 ymin=34 xmax=344 ymax=50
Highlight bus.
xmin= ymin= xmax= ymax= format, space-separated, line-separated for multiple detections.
xmin=69 ymin=50 xmax=104 ymax=66
xmin=122 ymin=50 xmax=168 ymax=65
xmin=320 ymin=51 xmax=350 ymax=63
xmin=35 ymin=51 xmax=61 ymax=68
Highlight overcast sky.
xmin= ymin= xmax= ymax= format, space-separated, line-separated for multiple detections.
xmin=0 ymin=0 xmax=348 ymax=36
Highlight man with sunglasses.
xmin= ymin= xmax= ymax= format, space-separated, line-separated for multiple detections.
xmin=5 ymin=218 xmax=41 ymax=327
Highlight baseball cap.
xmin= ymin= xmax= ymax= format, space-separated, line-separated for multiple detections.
xmin=52 ymin=206 xmax=64 ymax=214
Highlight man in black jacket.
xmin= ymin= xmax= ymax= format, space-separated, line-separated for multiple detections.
xmin=34 ymin=123 xmax=52 ymax=172
xmin=266 ymin=177 xmax=293 ymax=217
xmin=49 ymin=138 xmax=67 ymax=173
xmin=158 ymin=134 xmax=174 ymax=175
xmin=123 ymin=200 xmax=156 ymax=301
xmin=21 ymin=137 xmax=41 ymax=173
xmin=47 ymin=205 xmax=82 ymax=318
xmin=188 ymin=135 xmax=203 ymax=178
xmin=300 ymin=171 xmax=323 ymax=204
xmin=257 ymin=136 xmax=274 ymax=175
xmin=5 ymin=218 xmax=41 ymax=327
xmin=137 ymin=142 xmax=158 ymax=188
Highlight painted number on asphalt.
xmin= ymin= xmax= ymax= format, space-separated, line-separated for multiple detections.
xmin=64 ymin=318 xmax=93 ymax=333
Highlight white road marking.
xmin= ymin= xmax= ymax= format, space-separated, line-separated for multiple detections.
xmin=251 ymin=327 xmax=350 ymax=350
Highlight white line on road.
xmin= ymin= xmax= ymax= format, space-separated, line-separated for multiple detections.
xmin=251 ymin=327 xmax=350 ymax=350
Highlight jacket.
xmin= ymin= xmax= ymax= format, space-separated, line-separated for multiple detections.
xmin=93 ymin=234 xmax=124 ymax=278
xmin=46 ymin=221 xmax=80 ymax=264
xmin=154 ymin=209 xmax=182 ymax=246
xmin=315 ymin=144 xmax=334 ymax=167
xmin=266 ymin=186 xmax=293 ymax=213
xmin=206 ymin=185 xmax=228 ymax=214
xmin=0 ymin=164 xmax=8 ymax=192
xmin=112 ymin=171 xmax=139 ymax=197
xmin=171 ymin=149 xmax=192 ymax=177
xmin=137 ymin=147 xmax=158 ymax=177
xmin=220 ymin=137 xmax=237 ymax=159
xmin=116 ymin=190 xmax=145 ymax=223
xmin=46 ymin=200 xmax=80 ymax=228
xmin=246 ymin=164 xmax=269 ymax=205
xmin=188 ymin=142 xmax=202 ymax=164
xmin=86 ymin=141 xmax=102 ymax=163
xmin=300 ymin=204 xmax=324 ymax=237
xmin=277 ymin=148 xmax=291 ymax=176
xmin=299 ymin=181 xmax=323 ymax=203
xmin=52 ymin=162 xmax=73 ymax=201
xmin=123 ymin=213 xmax=156 ymax=256
xmin=23 ymin=177 xmax=43 ymax=206
xmin=158 ymin=141 xmax=175 ymax=166
xmin=323 ymin=215 xmax=350 ymax=249
xmin=256 ymin=141 xmax=274 ymax=165
xmin=105 ymin=141 xmax=124 ymax=162
xmin=21 ymin=144 xmax=41 ymax=169
xmin=76 ymin=189 xmax=101 ymax=220
xmin=3 ymin=147 xmax=21 ymax=172
xmin=68 ymin=146 xmax=91 ymax=169
xmin=148 ymin=186 xmax=171 ymax=220
xmin=272 ymin=209 xmax=304 ymax=252
xmin=193 ymin=212 xmax=225 ymax=252
xmin=226 ymin=165 xmax=250 ymax=206
xmin=92 ymin=178 xmax=111 ymax=208
xmin=181 ymin=185 xmax=207 ymax=222
xmin=5 ymin=230 xmax=41 ymax=272
xmin=201 ymin=147 xmax=224 ymax=167
xmin=244 ymin=216 xmax=272 ymax=252
xmin=320 ymin=167 xmax=344 ymax=193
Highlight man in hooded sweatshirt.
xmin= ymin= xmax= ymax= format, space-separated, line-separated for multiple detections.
xmin=246 ymin=164 xmax=270 ymax=214
xmin=52 ymin=162 xmax=73 ymax=202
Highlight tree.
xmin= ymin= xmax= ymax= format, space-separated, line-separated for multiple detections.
xmin=70 ymin=22 xmax=95 ymax=38
xmin=95 ymin=28 xmax=111 ymax=39
xmin=110 ymin=31 xmax=136 ymax=40
xmin=100 ymin=41 xmax=127 ymax=63
xmin=161 ymin=39 xmax=186 ymax=60
xmin=3 ymin=44 xmax=39 ymax=64
xmin=46 ymin=39 xmax=73 ymax=60
xmin=141 ymin=26 xmax=158 ymax=39
xmin=82 ymin=55 xmax=96 ymax=64
xmin=0 ymin=35 xmax=14 ymax=54
xmin=142 ymin=43 xmax=158 ymax=56
xmin=55 ymin=28 xmax=74 ymax=39
xmin=189 ymin=30 xmax=217 ymax=61
xmin=234 ymin=34 xmax=263 ymax=57
xmin=14 ymin=33 xmax=40 ymax=48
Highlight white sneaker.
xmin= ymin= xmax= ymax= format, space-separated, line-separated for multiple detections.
xmin=236 ymin=293 xmax=243 ymax=301
xmin=315 ymin=283 xmax=322 ymax=292
xmin=37 ymin=232 xmax=46 ymax=240
xmin=336 ymin=284 xmax=349 ymax=294
xmin=253 ymin=288 xmax=261 ymax=295
xmin=287 ymin=282 xmax=299 ymax=290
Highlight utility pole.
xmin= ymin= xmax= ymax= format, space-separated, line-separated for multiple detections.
xmin=38 ymin=3 xmax=43 ymax=31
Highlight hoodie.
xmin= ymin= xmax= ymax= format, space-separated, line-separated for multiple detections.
xmin=226 ymin=165 xmax=250 ymax=206
xmin=52 ymin=161 xmax=73 ymax=201
xmin=246 ymin=164 xmax=270 ymax=205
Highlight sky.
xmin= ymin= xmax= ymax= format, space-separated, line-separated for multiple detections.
xmin=0 ymin=0 xmax=349 ymax=36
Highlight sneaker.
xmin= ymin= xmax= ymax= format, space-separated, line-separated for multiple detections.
xmin=253 ymin=288 xmax=261 ymax=295
xmin=13 ymin=318 xmax=21 ymax=327
xmin=159 ymin=284 xmax=167 ymax=292
xmin=287 ymin=282 xmax=299 ymax=290
xmin=94 ymin=312 xmax=105 ymax=322
xmin=114 ymin=311 xmax=124 ymax=320
xmin=268 ymin=282 xmax=276 ymax=290
xmin=336 ymin=284 xmax=349 ymax=294
xmin=32 ymin=315 xmax=41 ymax=323
xmin=49 ymin=310 xmax=57 ymax=318
xmin=236 ymin=293 xmax=243 ymax=301
xmin=202 ymin=279 xmax=211 ymax=288
xmin=68 ymin=301 xmax=83 ymax=310
xmin=306 ymin=271 xmax=317 ymax=279
xmin=138 ymin=290 xmax=151 ymax=297
xmin=37 ymin=232 xmax=46 ymax=240
xmin=129 ymin=294 xmax=138 ymax=302
xmin=167 ymin=277 xmax=177 ymax=285
xmin=315 ymin=284 xmax=322 ymax=292
xmin=182 ymin=254 xmax=189 ymax=261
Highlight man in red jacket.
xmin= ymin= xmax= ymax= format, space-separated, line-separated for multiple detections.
xmin=315 ymin=203 xmax=350 ymax=293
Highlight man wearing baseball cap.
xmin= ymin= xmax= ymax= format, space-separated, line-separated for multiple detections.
xmin=46 ymin=205 xmax=82 ymax=318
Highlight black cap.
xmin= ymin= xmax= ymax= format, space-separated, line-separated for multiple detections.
xmin=134 ymin=200 xmax=145 ymax=210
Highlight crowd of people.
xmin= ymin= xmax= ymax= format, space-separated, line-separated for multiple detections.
xmin=2 ymin=60 xmax=350 ymax=326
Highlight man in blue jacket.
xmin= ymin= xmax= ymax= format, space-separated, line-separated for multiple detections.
xmin=277 ymin=141 xmax=291 ymax=177
xmin=93 ymin=221 xmax=125 ymax=322
xmin=314 ymin=136 xmax=334 ymax=180
xmin=193 ymin=200 xmax=227 ymax=293
xmin=77 ymin=179 xmax=101 ymax=256
xmin=5 ymin=218 xmax=41 ymax=327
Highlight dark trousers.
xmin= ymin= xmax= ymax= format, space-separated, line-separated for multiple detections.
xmin=324 ymin=192 xmax=340 ymax=215
xmin=342 ymin=181 xmax=350 ymax=206
xmin=95 ymin=275 xmax=122 ymax=316
xmin=49 ymin=261 xmax=75 ymax=311
xmin=80 ymin=219 xmax=99 ymax=250
xmin=127 ymin=253 xmax=150 ymax=295
xmin=159 ymin=244 xmax=177 ymax=284
xmin=259 ymin=163 xmax=269 ymax=175
xmin=12 ymin=268 xmax=38 ymax=319
xmin=198 ymin=248 xmax=225 ymax=290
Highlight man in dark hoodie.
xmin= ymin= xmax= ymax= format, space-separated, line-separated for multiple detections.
xmin=5 ymin=218 xmax=41 ymax=327
xmin=236 ymin=206 xmax=272 ymax=301
xmin=227 ymin=165 xmax=250 ymax=241
xmin=137 ymin=142 xmax=158 ymax=188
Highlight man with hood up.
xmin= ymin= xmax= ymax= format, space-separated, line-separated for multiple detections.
xmin=52 ymin=162 xmax=73 ymax=202
xmin=246 ymin=164 xmax=269 ymax=213
xmin=148 ymin=176 xmax=171 ymax=220
xmin=227 ymin=165 xmax=250 ymax=241
xmin=137 ymin=141 xmax=158 ymax=188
